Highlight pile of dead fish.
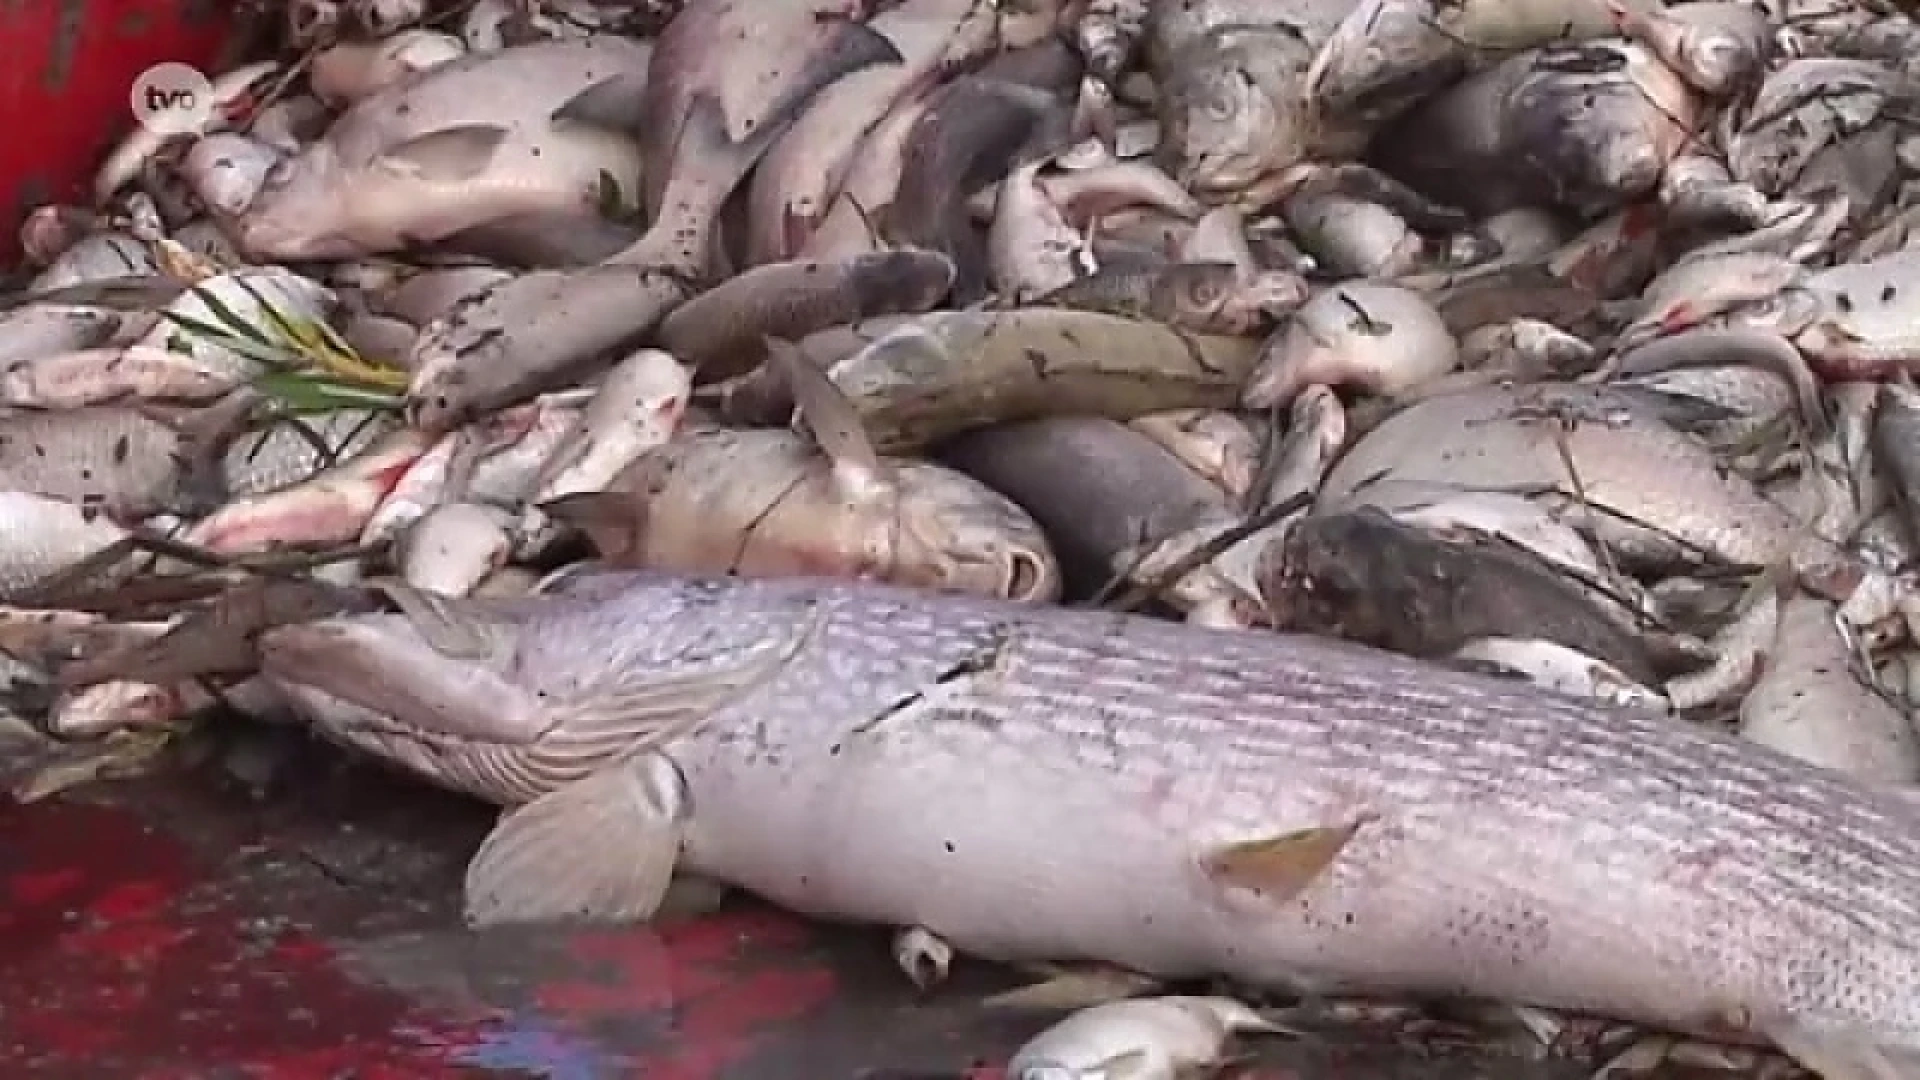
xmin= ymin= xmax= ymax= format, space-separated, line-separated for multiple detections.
xmin=14 ymin=0 xmax=1920 ymax=1072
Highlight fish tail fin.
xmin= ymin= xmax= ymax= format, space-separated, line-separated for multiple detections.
xmin=167 ymin=386 xmax=267 ymax=514
xmin=1769 ymin=1019 xmax=1920 ymax=1080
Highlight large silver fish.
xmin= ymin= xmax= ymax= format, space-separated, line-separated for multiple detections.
xmin=264 ymin=570 xmax=1920 ymax=1080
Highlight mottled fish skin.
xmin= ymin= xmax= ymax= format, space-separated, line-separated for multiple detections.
xmin=743 ymin=0 xmax=1003 ymax=265
xmin=611 ymin=0 xmax=906 ymax=276
xmin=1728 ymin=58 xmax=1901 ymax=198
xmin=0 ymin=407 xmax=211 ymax=518
xmin=1738 ymin=590 xmax=1920 ymax=785
xmin=238 ymin=37 xmax=655 ymax=260
xmin=0 ymin=492 xmax=135 ymax=601
xmin=561 ymin=426 xmax=1060 ymax=602
xmin=1318 ymin=383 xmax=1803 ymax=572
xmin=264 ymin=570 xmax=1920 ymax=1077
xmin=0 ymin=305 xmax=122 ymax=368
xmin=820 ymin=308 xmax=1263 ymax=452
xmin=222 ymin=409 xmax=402 ymax=498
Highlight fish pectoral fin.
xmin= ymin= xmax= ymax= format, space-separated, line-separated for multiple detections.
xmin=373 ymin=125 xmax=512 ymax=184
xmin=1767 ymin=1018 xmax=1920 ymax=1080
xmin=1201 ymin=815 xmax=1376 ymax=903
xmin=763 ymin=335 xmax=892 ymax=500
xmin=550 ymin=73 xmax=650 ymax=135
xmin=982 ymin=963 xmax=1162 ymax=1011
xmin=539 ymin=489 xmax=649 ymax=565
xmin=463 ymin=751 xmax=689 ymax=928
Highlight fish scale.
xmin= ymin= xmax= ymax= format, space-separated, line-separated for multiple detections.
xmin=263 ymin=572 xmax=1920 ymax=1068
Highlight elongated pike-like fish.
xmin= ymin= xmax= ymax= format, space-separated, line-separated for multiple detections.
xmin=261 ymin=571 xmax=1920 ymax=1080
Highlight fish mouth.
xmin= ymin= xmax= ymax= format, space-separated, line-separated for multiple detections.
xmin=1001 ymin=547 xmax=1058 ymax=603
xmin=260 ymin=616 xmax=543 ymax=747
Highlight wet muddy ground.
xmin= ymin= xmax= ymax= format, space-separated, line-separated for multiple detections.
xmin=0 ymin=719 xmax=1608 ymax=1079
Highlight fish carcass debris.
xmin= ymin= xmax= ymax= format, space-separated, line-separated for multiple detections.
xmin=9 ymin=0 xmax=1920 ymax=1074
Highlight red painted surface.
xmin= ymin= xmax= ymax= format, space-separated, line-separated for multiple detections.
xmin=0 ymin=741 xmax=1590 ymax=1080
xmin=0 ymin=0 xmax=242 ymax=267
xmin=0 ymin=797 xmax=489 ymax=1077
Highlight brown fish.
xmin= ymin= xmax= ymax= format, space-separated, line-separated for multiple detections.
xmin=818 ymin=308 xmax=1263 ymax=452
xmin=657 ymin=249 xmax=956 ymax=381
xmin=548 ymin=343 xmax=1058 ymax=601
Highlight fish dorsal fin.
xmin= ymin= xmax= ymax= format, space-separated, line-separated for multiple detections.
xmin=550 ymin=73 xmax=648 ymax=135
xmin=463 ymin=751 xmax=690 ymax=928
xmin=374 ymin=125 xmax=510 ymax=184
xmin=535 ymin=600 xmax=825 ymax=760
xmin=763 ymin=335 xmax=891 ymax=501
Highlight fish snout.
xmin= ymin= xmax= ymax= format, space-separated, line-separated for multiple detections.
xmin=1682 ymin=38 xmax=1754 ymax=97
xmin=1589 ymin=137 xmax=1668 ymax=203
xmin=1243 ymin=270 xmax=1312 ymax=321
xmin=994 ymin=542 xmax=1061 ymax=604
xmin=903 ymin=481 xmax=1063 ymax=603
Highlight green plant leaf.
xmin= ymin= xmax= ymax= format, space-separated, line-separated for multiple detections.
xmin=157 ymin=310 xmax=303 ymax=368
xmin=187 ymin=280 xmax=277 ymax=347
xmin=253 ymin=371 xmax=405 ymax=413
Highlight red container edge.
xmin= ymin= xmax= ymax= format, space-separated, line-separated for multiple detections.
xmin=0 ymin=0 xmax=244 ymax=270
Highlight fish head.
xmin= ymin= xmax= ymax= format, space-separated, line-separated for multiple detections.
xmin=1669 ymin=25 xmax=1763 ymax=97
xmin=893 ymin=463 xmax=1062 ymax=602
xmin=1254 ymin=512 xmax=1381 ymax=633
xmin=48 ymin=682 xmax=182 ymax=739
xmin=1158 ymin=263 xmax=1305 ymax=335
xmin=354 ymin=0 xmax=428 ymax=38
xmin=1306 ymin=0 xmax=1465 ymax=121
xmin=996 ymin=0 xmax=1074 ymax=48
xmin=234 ymin=146 xmax=362 ymax=261
xmin=1510 ymin=46 xmax=1692 ymax=213
xmin=1713 ymin=284 xmax=1825 ymax=339
xmin=850 ymin=248 xmax=958 ymax=315
xmin=261 ymin=607 xmax=546 ymax=745
xmin=1158 ymin=38 xmax=1308 ymax=201
xmin=1622 ymin=1 xmax=1770 ymax=97
xmin=400 ymin=503 xmax=516 ymax=597
xmin=1517 ymin=102 xmax=1669 ymax=213
xmin=286 ymin=0 xmax=344 ymax=47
